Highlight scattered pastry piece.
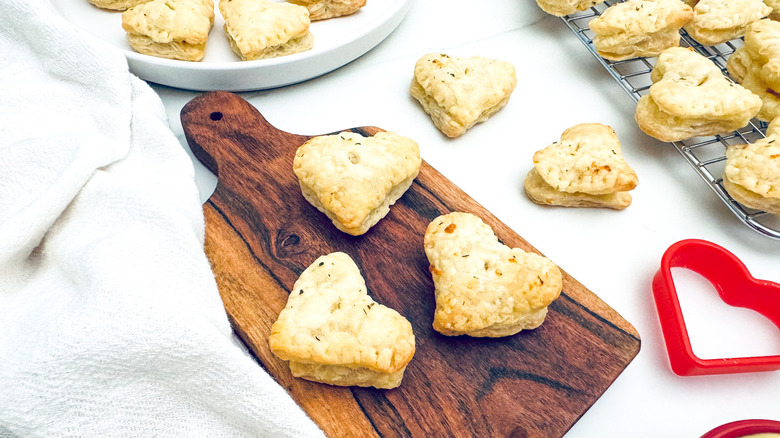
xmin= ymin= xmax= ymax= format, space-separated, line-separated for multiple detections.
xmin=683 ymin=0 xmax=770 ymax=45
xmin=220 ymin=0 xmax=314 ymax=61
xmin=269 ymin=252 xmax=415 ymax=389
xmin=287 ymin=0 xmax=366 ymax=20
xmin=410 ymin=53 xmax=517 ymax=138
xmin=122 ymin=0 xmax=215 ymax=61
xmin=293 ymin=131 xmax=421 ymax=236
xmin=423 ymin=212 xmax=562 ymax=337
xmin=635 ymin=47 xmax=762 ymax=142
xmin=589 ymin=0 xmax=693 ymax=61
xmin=726 ymin=20 xmax=780 ymax=122
xmin=89 ymin=0 xmax=151 ymax=11
xmin=535 ymin=0 xmax=606 ymax=17
xmin=722 ymin=117 xmax=780 ymax=215
xmin=524 ymin=123 xmax=638 ymax=209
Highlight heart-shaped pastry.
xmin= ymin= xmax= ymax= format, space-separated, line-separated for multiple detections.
xmin=726 ymin=20 xmax=780 ymax=122
xmin=723 ymin=125 xmax=780 ymax=215
xmin=220 ymin=0 xmax=314 ymax=61
xmin=533 ymin=123 xmax=638 ymax=196
xmin=589 ymin=0 xmax=693 ymax=61
xmin=684 ymin=0 xmax=771 ymax=45
xmin=635 ymin=47 xmax=762 ymax=142
xmin=423 ymin=212 xmax=562 ymax=337
xmin=652 ymin=239 xmax=780 ymax=376
xmin=293 ymin=131 xmax=421 ymax=236
xmin=269 ymin=252 xmax=415 ymax=389
xmin=410 ymin=53 xmax=517 ymax=138
xmin=122 ymin=0 xmax=215 ymax=61
xmin=526 ymin=123 xmax=638 ymax=210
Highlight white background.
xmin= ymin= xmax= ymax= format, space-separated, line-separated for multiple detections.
xmin=148 ymin=1 xmax=780 ymax=436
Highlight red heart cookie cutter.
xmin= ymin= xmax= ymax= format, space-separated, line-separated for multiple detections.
xmin=700 ymin=419 xmax=780 ymax=438
xmin=652 ymin=239 xmax=780 ymax=376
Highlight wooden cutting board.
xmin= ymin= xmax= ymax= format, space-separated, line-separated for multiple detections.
xmin=181 ymin=91 xmax=641 ymax=438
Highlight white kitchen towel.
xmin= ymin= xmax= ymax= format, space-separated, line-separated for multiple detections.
xmin=0 ymin=1 xmax=324 ymax=437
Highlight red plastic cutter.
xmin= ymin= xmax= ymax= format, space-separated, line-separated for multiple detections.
xmin=652 ymin=239 xmax=780 ymax=376
xmin=700 ymin=419 xmax=780 ymax=438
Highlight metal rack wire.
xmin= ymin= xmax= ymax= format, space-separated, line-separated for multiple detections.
xmin=561 ymin=1 xmax=780 ymax=240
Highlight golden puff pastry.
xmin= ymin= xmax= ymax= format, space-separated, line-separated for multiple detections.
xmin=287 ymin=0 xmax=366 ymax=20
xmin=726 ymin=20 xmax=780 ymax=122
xmin=765 ymin=0 xmax=780 ymax=21
xmin=269 ymin=252 xmax=415 ymax=389
xmin=525 ymin=123 xmax=638 ymax=210
xmin=424 ymin=212 xmax=562 ymax=338
xmin=524 ymin=169 xmax=634 ymax=209
xmin=635 ymin=47 xmax=762 ymax=142
xmin=535 ymin=0 xmax=606 ymax=16
xmin=590 ymin=0 xmax=693 ymax=61
xmin=723 ymin=118 xmax=780 ymax=215
xmin=410 ymin=53 xmax=517 ymax=138
xmin=89 ymin=0 xmax=151 ymax=11
xmin=122 ymin=0 xmax=214 ymax=61
xmin=293 ymin=131 xmax=421 ymax=236
xmin=219 ymin=0 xmax=314 ymax=61
xmin=684 ymin=0 xmax=771 ymax=45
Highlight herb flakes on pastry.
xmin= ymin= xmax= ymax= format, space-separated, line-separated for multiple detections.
xmin=723 ymin=117 xmax=780 ymax=215
xmin=524 ymin=123 xmax=638 ymax=210
xmin=219 ymin=0 xmax=314 ymax=61
xmin=726 ymin=20 xmax=780 ymax=122
xmin=293 ymin=131 xmax=421 ymax=236
xmin=634 ymin=47 xmax=761 ymax=142
xmin=269 ymin=252 xmax=415 ymax=389
xmin=424 ymin=212 xmax=562 ymax=338
xmin=410 ymin=53 xmax=517 ymax=138
xmin=683 ymin=0 xmax=770 ymax=45
xmin=589 ymin=0 xmax=693 ymax=61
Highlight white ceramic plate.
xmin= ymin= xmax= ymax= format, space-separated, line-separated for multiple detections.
xmin=51 ymin=0 xmax=411 ymax=91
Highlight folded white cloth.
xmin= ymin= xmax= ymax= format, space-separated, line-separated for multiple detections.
xmin=0 ymin=2 xmax=324 ymax=437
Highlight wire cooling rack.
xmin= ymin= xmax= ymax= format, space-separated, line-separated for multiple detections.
xmin=561 ymin=2 xmax=780 ymax=240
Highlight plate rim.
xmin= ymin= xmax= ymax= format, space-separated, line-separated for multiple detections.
xmin=50 ymin=0 xmax=412 ymax=90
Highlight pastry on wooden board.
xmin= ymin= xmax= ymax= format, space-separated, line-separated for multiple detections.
xmin=219 ymin=0 xmax=314 ymax=61
xmin=269 ymin=252 xmax=416 ymax=389
xmin=524 ymin=123 xmax=638 ymax=210
xmin=589 ymin=0 xmax=693 ymax=61
xmin=410 ymin=53 xmax=517 ymax=138
xmin=634 ymin=47 xmax=761 ymax=142
xmin=287 ymin=0 xmax=366 ymax=20
xmin=293 ymin=131 xmax=421 ymax=236
xmin=683 ymin=0 xmax=770 ymax=45
xmin=122 ymin=0 xmax=215 ymax=61
xmin=424 ymin=212 xmax=562 ymax=337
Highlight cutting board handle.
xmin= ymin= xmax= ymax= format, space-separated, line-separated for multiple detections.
xmin=181 ymin=91 xmax=309 ymax=180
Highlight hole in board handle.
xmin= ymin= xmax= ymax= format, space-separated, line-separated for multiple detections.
xmin=210 ymin=112 xmax=223 ymax=121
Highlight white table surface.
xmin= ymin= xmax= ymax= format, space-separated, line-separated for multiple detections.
xmin=148 ymin=1 xmax=780 ymax=436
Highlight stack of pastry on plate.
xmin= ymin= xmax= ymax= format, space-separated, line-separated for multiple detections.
xmin=87 ymin=0 xmax=366 ymax=61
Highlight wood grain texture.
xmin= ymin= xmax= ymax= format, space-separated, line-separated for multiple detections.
xmin=181 ymin=91 xmax=641 ymax=438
